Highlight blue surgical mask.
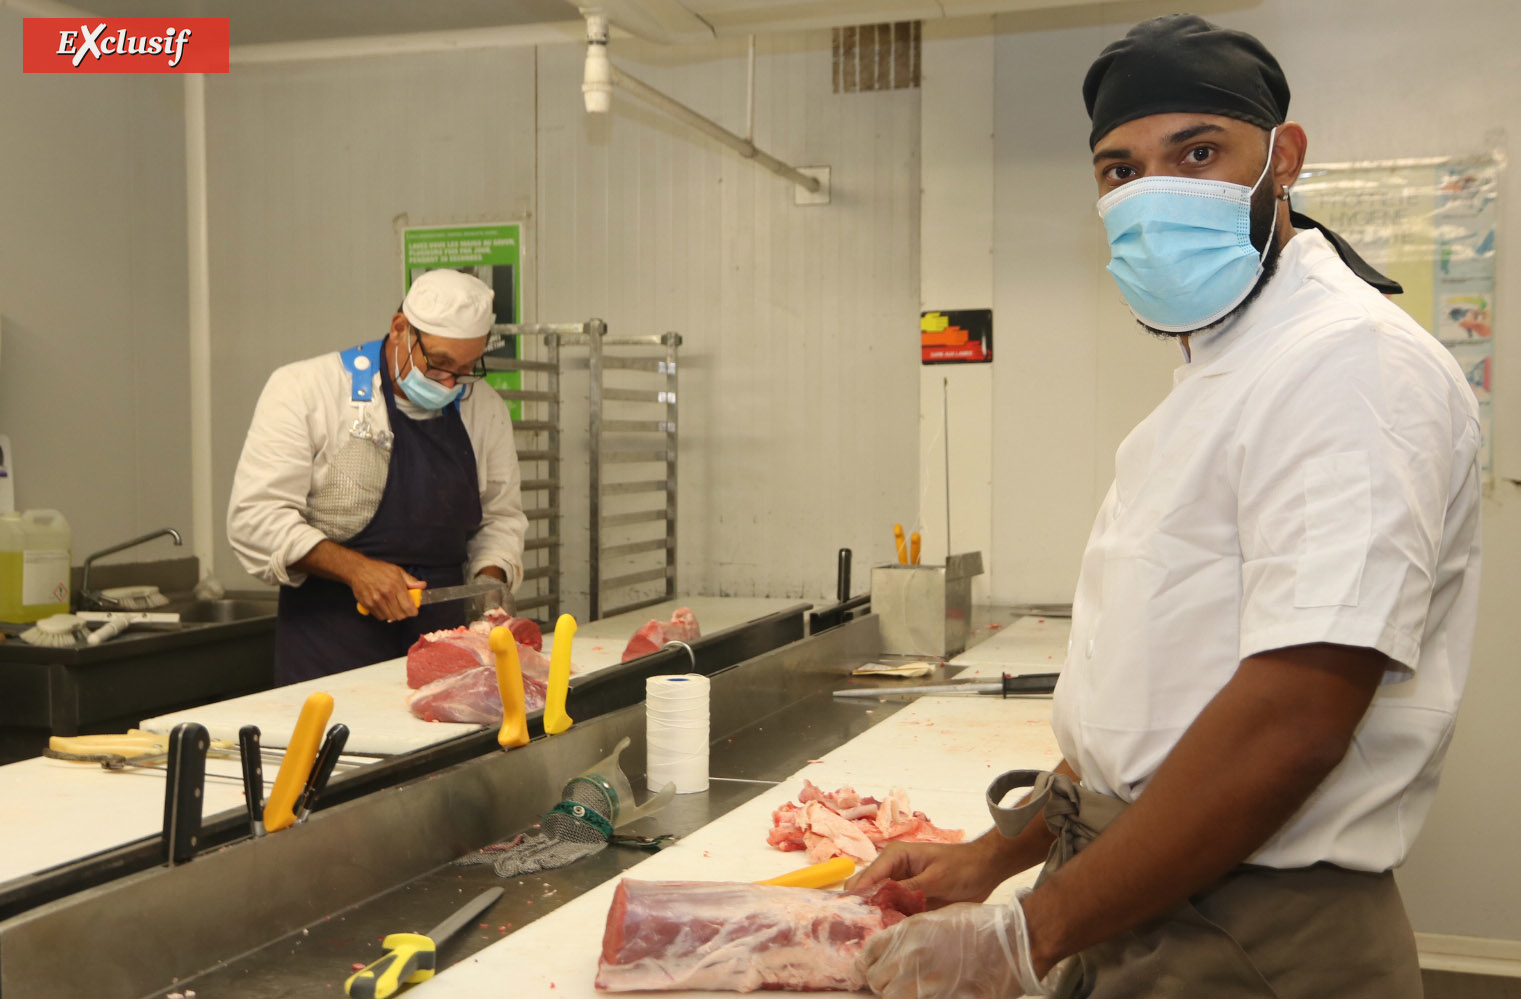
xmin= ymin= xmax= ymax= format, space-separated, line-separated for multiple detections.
xmin=1097 ymin=128 xmax=1280 ymax=333
xmin=393 ymin=336 xmax=463 ymax=410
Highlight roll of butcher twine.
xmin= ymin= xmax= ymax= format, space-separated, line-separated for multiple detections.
xmin=645 ymin=674 xmax=709 ymax=794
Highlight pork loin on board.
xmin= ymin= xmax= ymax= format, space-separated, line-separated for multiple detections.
xmin=596 ymin=879 xmax=924 ymax=992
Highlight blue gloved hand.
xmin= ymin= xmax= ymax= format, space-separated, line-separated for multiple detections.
xmin=855 ymin=895 xmax=1052 ymax=999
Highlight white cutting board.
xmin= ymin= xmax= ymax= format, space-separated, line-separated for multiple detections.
xmin=140 ymin=597 xmax=809 ymax=755
xmin=0 ymin=756 xmax=249 ymax=884
xmin=411 ymin=696 xmax=1059 ymax=999
xmin=949 ymin=615 xmax=1071 ymax=676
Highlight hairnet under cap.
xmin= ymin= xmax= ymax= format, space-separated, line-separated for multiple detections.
xmin=1083 ymin=14 xmax=1289 ymax=150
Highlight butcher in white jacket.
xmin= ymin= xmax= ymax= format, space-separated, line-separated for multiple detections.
xmin=228 ymin=269 xmax=527 ymax=684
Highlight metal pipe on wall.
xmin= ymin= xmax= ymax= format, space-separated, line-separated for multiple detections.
xmin=185 ymin=73 xmax=214 ymax=579
xmin=608 ymin=64 xmax=820 ymax=193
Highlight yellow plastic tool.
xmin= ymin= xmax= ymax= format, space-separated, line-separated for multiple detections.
xmin=909 ymin=532 xmax=922 ymax=565
xmin=491 ymin=625 xmax=529 ymax=748
xmin=262 ymin=691 xmax=334 ymax=833
xmin=756 ymin=856 xmax=856 ymax=889
xmin=542 ymin=613 xmax=576 ymax=735
xmin=355 ymin=589 xmax=423 ymax=616
xmin=893 ymin=523 xmax=908 ymax=565
xmin=344 ymin=887 xmax=502 ymax=998
xmin=345 ymin=932 xmax=434 ymax=999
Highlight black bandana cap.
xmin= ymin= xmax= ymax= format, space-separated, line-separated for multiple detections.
xmin=1083 ymin=14 xmax=1289 ymax=151
xmin=1083 ymin=14 xmax=1402 ymax=295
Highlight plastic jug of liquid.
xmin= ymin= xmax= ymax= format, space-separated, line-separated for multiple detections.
xmin=0 ymin=509 xmax=72 ymax=623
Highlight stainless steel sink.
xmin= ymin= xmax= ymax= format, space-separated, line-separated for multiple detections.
xmin=172 ymin=599 xmax=278 ymax=624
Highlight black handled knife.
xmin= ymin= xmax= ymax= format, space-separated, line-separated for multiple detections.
xmin=296 ymin=723 xmax=350 ymax=823
xmin=239 ymin=724 xmax=265 ymax=837
xmin=162 ymin=722 xmax=208 ymax=865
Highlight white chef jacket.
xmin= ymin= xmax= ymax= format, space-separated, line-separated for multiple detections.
xmin=227 ymin=349 xmax=528 ymax=589
xmin=1051 ymin=229 xmax=1482 ymax=872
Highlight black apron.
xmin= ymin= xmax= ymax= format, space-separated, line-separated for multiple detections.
xmin=275 ymin=361 xmax=483 ymax=685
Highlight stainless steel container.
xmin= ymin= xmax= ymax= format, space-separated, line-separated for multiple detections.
xmin=870 ymin=552 xmax=984 ymax=657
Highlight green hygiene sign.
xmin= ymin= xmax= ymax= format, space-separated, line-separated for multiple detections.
xmin=402 ymin=223 xmax=524 ymax=418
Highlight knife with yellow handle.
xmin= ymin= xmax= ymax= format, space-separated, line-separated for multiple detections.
xmin=345 ymin=887 xmax=503 ymax=998
xmin=893 ymin=523 xmax=908 ymax=565
xmin=490 ymin=625 xmax=529 ymax=748
xmin=263 ymin=691 xmax=334 ymax=834
xmin=542 ymin=613 xmax=576 ymax=735
xmin=756 ymin=856 xmax=857 ymax=889
xmin=355 ymin=579 xmax=505 ymax=616
xmin=909 ymin=532 xmax=922 ymax=565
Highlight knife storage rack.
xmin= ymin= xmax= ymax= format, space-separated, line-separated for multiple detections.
xmin=487 ymin=321 xmax=681 ymax=624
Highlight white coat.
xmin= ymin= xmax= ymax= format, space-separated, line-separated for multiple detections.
xmin=1052 ymin=230 xmax=1482 ymax=872
xmin=227 ymin=348 xmax=528 ymax=589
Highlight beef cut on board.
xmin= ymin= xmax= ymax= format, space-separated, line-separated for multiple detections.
xmin=621 ymin=607 xmax=701 ymax=662
xmin=596 ymin=879 xmax=924 ymax=992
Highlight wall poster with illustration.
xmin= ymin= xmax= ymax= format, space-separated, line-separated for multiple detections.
xmin=1293 ymin=154 xmax=1500 ymax=474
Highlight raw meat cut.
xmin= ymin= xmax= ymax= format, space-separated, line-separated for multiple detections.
xmin=596 ymin=879 xmax=924 ymax=992
xmin=407 ymin=614 xmax=545 ymax=688
xmin=767 ymin=782 xmax=964 ymax=864
xmin=407 ymin=665 xmax=548 ymax=724
xmin=407 ymin=628 xmax=492 ymax=688
xmin=406 ymin=632 xmax=559 ymax=725
xmin=472 ymin=607 xmax=543 ymax=651
xmin=621 ymin=607 xmax=701 ymax=662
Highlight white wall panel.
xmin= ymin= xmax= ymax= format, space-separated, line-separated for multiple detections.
xmin=0 ymin=11 xmax=190 ymax=563
xmin=536 ymin=33 xmax=920 ymax=612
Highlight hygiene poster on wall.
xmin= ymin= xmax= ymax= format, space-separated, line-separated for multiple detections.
xmin=402 ymin=222 xmax=525 ymax=418
xmin=921 ymin=309 xmax=993 ymax=364
xmin=1292 ymin=155 xmax=1500 ymax=474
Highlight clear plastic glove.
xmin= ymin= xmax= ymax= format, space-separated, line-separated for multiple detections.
xmin=856 ymin=896 xmax=1050 ymax=999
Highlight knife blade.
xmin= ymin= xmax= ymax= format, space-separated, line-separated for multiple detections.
xmin=355 ymin=579 xmax=505 ymax=616
xmin=833 ymin=671 xmax=1060 ymax=698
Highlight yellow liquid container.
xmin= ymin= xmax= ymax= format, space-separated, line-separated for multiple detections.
xmin=0 ymin=510 xmax=72 ymax=623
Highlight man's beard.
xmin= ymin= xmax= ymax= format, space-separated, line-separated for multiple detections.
xmin=1138 ymin=178 xmax=1284 ymax=339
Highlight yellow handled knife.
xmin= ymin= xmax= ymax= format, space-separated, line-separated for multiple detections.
xmin=542 ymin=614 xmax=576 ymax=735
xmin=345 ymin=887 xmax=504 ymax=998
xmin=756 ymin=856 xmax=857 ymax=889
xmin=263 ymin=692 xmax=334 ymax=834
xmin=491 ymin=625 xmax=529 ymax=748
xmin=356 ymin=579 xmax=506 ymax=616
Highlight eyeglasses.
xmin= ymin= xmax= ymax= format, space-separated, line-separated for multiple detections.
xmin=410 ymin=329 xmax=488 ymax=384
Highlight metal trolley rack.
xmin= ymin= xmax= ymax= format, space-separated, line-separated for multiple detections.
xmin=484 ymin=323 xmax=569 ymax=623
xmin=485 ymin=320 xmax=681 ymax=623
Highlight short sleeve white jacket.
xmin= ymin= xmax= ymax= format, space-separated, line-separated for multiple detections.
xmin=1051 ymin=229 xmax=1482 ymax=872
xmin=226 ymin=350 xmax=528 ymax=590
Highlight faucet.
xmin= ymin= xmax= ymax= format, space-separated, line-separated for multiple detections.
xmin=79 ymin=528 xmax=184 ymax=610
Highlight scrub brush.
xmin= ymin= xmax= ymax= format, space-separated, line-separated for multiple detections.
xmin=100 ymin=585 xmax=170 ymax=610
xmin=20 ymin=614 xmax=91 ymax=647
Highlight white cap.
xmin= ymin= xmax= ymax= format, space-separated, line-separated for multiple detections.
xmin=402 ymin=270 xmax=495 ymax=340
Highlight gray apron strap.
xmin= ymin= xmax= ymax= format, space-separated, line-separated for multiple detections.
xmin=986 ymin=769 xmax=1130 ymax=883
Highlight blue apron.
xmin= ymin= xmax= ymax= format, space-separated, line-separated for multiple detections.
xmin=274 ymin=340 xmax=484 ymax=685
